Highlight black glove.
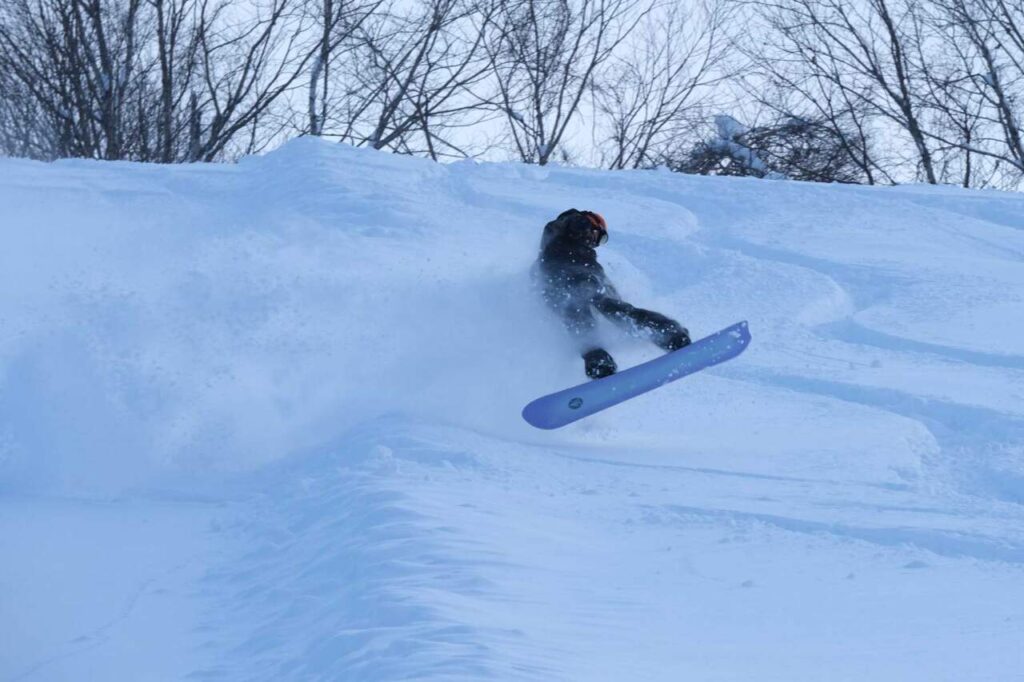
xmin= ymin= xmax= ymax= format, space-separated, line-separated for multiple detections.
xmin=583 ymin=348 xmax=617 ymax=379
xmin=659 ymin=327 xmax=691 ymax=352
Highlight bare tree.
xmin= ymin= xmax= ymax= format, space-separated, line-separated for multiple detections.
xmin=0 ymin=0 xmax=321 ymax=162
xmin=975 ymin=0 xmax=1024 ymax=172
xmin=915 ymin=0 xmax=1024 ymax=185
xmin=189 ymin=0 xmax=318 ymax=160
xmin=731 ymin=34 xmax=887 ymax=183
xmin=306 ymin=0 xmax=383 ymax=136
xmin=0 ymin=68 xmax=45 ymax=158
xmin=486 ymin=0 xmax=648 ymax=165
xmin=743 ymin=0 xmax=940 ymax=183
xmin=0 ymin=0 xmax=150 ymax=160
xmin=594 ymin=0 xmax=732 ymax=169
xmin=5 ymin=0 xmax=1019 ymax=182
xmin=324 ymin=0 xmax=494 ymax=159
xmin=149 ymin=0 xmax=201 ymax=162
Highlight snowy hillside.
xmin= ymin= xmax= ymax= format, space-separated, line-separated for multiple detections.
xmin=2 ymin=138 xmax=1023 ymax=681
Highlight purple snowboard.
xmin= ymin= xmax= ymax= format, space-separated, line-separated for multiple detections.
xmin=523 ymin=321 xmax=751 ymax=429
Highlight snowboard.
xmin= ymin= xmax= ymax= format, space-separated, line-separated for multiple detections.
xmin=522 ymin=321 xmax=751 ymax=429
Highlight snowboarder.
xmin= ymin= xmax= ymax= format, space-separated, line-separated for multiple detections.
xmin=535 ymin=208 xmax=691 ymax=379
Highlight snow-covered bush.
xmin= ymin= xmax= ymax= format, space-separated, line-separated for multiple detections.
xmin=668 ymin=114 xmax=870 ymax=183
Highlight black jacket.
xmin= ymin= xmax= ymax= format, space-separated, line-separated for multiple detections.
xmin=534 ymin=209 xmax=687 ymax=357
xmin=536 ymin=209 xmax=618 ymax=303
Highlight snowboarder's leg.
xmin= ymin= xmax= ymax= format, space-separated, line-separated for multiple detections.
xmin=555 ymin=298 xmax=596 ymax=342
xmin=558 ymin=302 xmax=618 ymax=378
xmin=593 ymin=296 xmax=690 ymax=351
xmin=541 ymin=284 xmax=618 ymax=379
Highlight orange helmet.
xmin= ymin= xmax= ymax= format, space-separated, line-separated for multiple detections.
xmin=582 ymin=211 xmax=608 ymax=245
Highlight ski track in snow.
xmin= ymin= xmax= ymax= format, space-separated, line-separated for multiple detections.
xmin=2 ymin=139 xmax=1023 ymax=680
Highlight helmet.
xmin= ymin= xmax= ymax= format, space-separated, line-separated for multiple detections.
xmin=582 ymin=211 xmax=608 ymax=246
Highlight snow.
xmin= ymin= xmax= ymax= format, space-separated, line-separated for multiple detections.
xmin=2 ymin=137 xmax=1023 ymax=680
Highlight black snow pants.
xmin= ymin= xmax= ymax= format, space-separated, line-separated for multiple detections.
xmin=552 ymin=289 xmax=684 ymax=354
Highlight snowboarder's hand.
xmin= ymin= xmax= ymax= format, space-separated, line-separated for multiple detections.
xmin=583 ymin=348 xmax=617 ymax=379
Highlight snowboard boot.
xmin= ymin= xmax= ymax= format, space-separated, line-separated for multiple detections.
xmin=583 ymin=348 xmax=617 ymax=379
xmin=658 ymin=327 xmax=691 ymax=352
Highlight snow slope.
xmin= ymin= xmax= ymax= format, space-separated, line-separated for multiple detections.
xmin=2 ymin=138 xmax=1023 ymax=680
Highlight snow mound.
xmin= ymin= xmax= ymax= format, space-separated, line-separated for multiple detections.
xmin=2 ymin=139 xmax=1024 ymax=680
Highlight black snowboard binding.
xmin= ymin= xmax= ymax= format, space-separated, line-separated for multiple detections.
xmin=583 ymin=348 xmax=617 ymax=379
